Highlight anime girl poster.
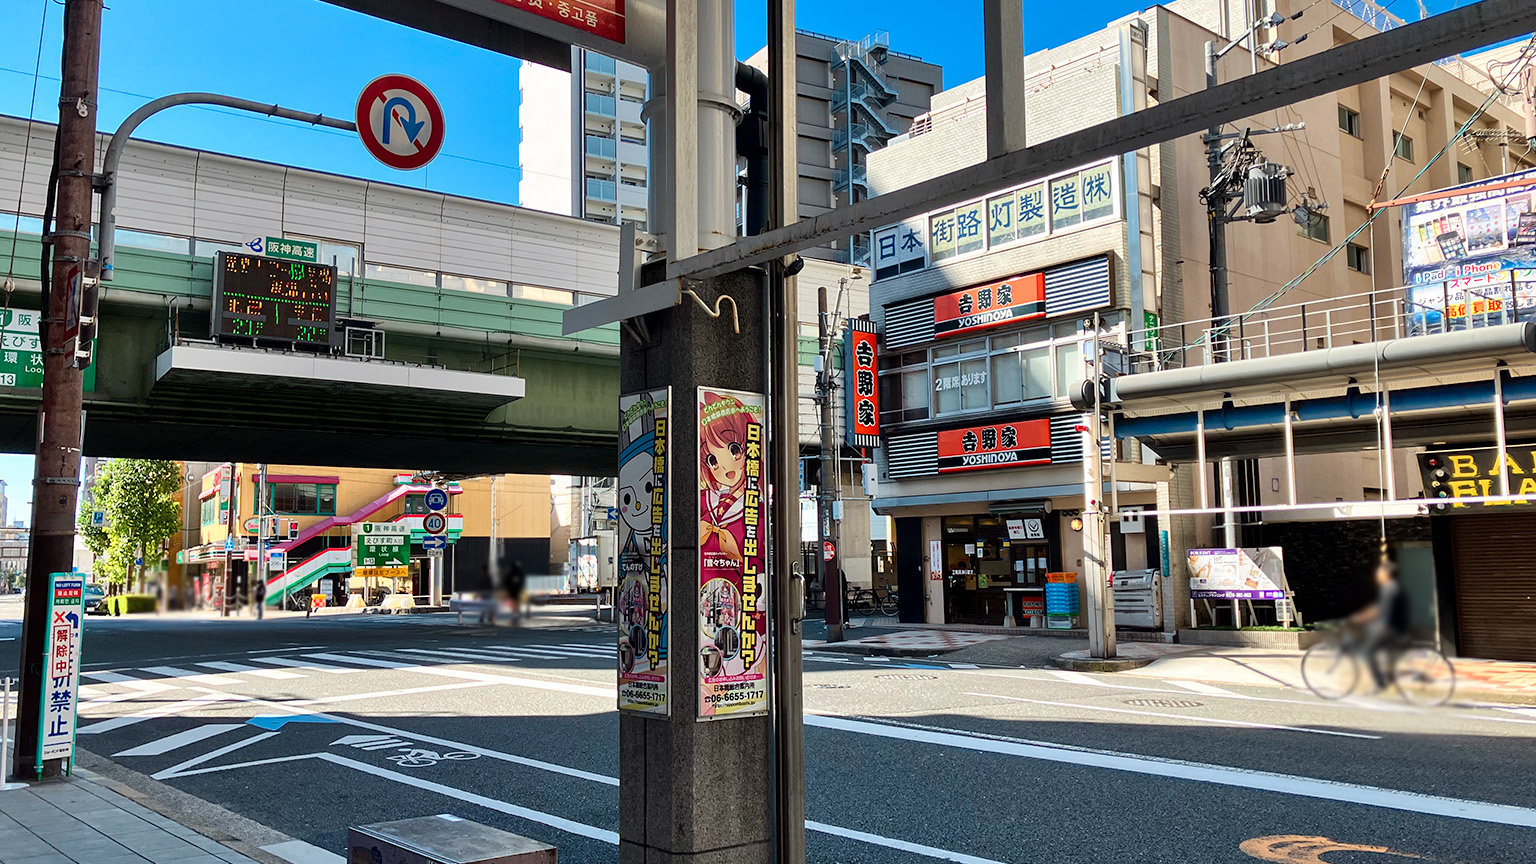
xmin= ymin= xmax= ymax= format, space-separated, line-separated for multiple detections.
xmin=618 ymin=388 xmax=669 ymax=715
xmin=696 ymin=387 xmax=769 ymax=718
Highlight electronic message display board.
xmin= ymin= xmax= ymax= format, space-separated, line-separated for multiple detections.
xmin=211 ymin=252 xmax=337 ymax=349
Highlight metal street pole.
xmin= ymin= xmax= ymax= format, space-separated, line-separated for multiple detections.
xmin=1206 ymin=39 xmax=1241 ymax=566
xmin=817 ymin=284 xmax=843 ymax=642
xmin=1080 ymin=317 xmax=1115 ymax=659
xmin=14 ymin=0 xmax=101 ymax=781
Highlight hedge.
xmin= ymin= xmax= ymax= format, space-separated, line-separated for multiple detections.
xmin=103 ymin=594 xmax=157 ymax=615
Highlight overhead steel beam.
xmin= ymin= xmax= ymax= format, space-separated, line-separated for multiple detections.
xmin=670 ymin=0 xmax=1536 ymax=281
xmin=321 ymin=0 xmax=578 ymax=69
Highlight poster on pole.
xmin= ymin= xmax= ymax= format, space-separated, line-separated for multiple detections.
xmin=1187 ymin=547 xmax=1288 ymax=599
xmin=38 ymin=573 xmax=84 ymax=764
xmin=618 ymin=388 xmax=671 ymax=715
xmin=697 ymin=388 xmax=768 ymax=719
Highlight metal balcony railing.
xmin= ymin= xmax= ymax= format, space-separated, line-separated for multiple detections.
xmin=833 ymin=122 xmax=885 ymax=152
xmin=585 ymin=178 xmax=617 ymax=202
xmin=584 ymin=135 xmax=616 ymax=159
xmin=1124 ymin=279 xmax=1536 ymax=374
xmin=833 ymin=163 xmax=867 ymax=193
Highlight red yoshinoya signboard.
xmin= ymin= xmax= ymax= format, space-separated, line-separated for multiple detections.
xmin=937 ymin=419 xmax=1051 ymax=473
xmin=845 ymin=318 xmax=879 ymax=448
xmin=933 ymin=272 xmax=1045 ymax=337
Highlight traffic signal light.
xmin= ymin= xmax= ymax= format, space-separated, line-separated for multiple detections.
xmin=1424 ymin=455 xmax=1451 ymax=499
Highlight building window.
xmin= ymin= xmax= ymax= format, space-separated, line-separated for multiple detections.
xmin=878 ymin=325 xmax=1089 ymax=425
xmin=1394 ymin=133 xmax=1414 ymax=162
xmin=932 ymin=339 xmax=989 ymax=415
xmin=1346 ymin=243 xmax=1370 ymax=273
xmin=1338 ymin=106 xmax=1361 ymax=138
xmin=404 ymin=495 xmax=429 ymax=515
xmin=269 ymin=483 xmax=336 ymax=516
xmin=1458 ymin=162 xmax=1474 ymax=183
xmin=1298 ymin=211 xmax=1330 ymax=243
xmin=200 ymin=497 xmax=219 ymax=527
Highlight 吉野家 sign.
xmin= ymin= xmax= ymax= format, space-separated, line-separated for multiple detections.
xmin=617 ymin=388 xmax=671 ymax=715
xmin=1187 ymin=548 xmax=1288 ymax=600
xmin=490 ymin=0 xmax=626 ymax=44
xmin=937 ymin=419 xmax=1051 ymax=473
xmin=39 ymin=572 xmax=84 ymax=764
xmin=933 ymin=272 xmax=1046 ymax=338
xmin=697 ymin=388 xmax=769 ymax=719
xmin=211 ymin=252 xmax=337 ymax=348
xmin=351 ymin=522 xmax=410 ymax=570
xmin=845 ymin=318 xmax=879 ymax=448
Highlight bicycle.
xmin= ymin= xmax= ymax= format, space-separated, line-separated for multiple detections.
xmin=874 ymin=585 xmax=899 ymax=617
xmin=1300 ymin=622 xmax=1456 ymax=706
xmin=844 ymin=585 xmax=877 ymax=617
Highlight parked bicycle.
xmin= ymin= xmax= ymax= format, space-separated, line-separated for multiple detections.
xmin=844 ymin=585 xmax=877 ymax=617
xmin=874 ymin=585 xmax=899 ymax=617
xmin=1300 ymin=620 xmax=1456 ymax=706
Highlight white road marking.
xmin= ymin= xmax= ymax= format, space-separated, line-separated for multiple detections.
xmin=153 ymin=731 xmax=279 ymax=780
xmin=197 ymin=661 xmax=306 ymax=680
xmin=81 ymin=671 xmax=175 ymax=693
xmin=948 ymin=663 xmax=981 ymax=669
xmin=394 ymin=648 xmax=525 ymax=663
xmin=969 ymin=692 xmax=1380 ymax=740
xmin=261 ymin=840 xmax=344 ymax=864
xmin=1166 ymin=680 xmax=1245 ymax=697
xmin=806 ymin=820 xmax=1008 ymax=864
xmin=304 ymin=653 xmax=613 ymax=698
xmin=1045 ymin=669 xmax=1121 ymax=688
xmin=113 ymin=723 xmax=244 ymax=757
xmin=252 ymin=656 xmax=362 ymax=674
xmin=469 ymin=645 xmax=586 ymax=659
xmin=141 ymin=666 xmax=245 ymax=686
xmin=863 ymin=657 xmax=891 ymax=663
xmin=557 ymin=643 xmax=615 ymax=652
xmin=78 ymin=692 xmax=250 ymax=735
xmin=247 ymin=646 xmax=326 ymax=654
xmin=78 ymin=686 xmax=106 ymax=699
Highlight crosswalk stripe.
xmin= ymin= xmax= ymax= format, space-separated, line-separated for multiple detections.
xmin=81 ymin=671 xmax=177 ymax=693
xmin=466 ymin=645 xmax=583 ymax=659
xmin=304 ymin=652 xmax=414 ymax=670
xmin=557 ymin=643 xmax=615 ymax=652
xmin=1045 ymin=669 xmax=1119 ymax=688
xmin=253 ymin=656 xmax=362 ymax=675
xmin=79 ymin=692 xmax=247 ymax=735
xmin=113 ymin=723 xmax=244 ymax=757
xmin=396 ymin=648 xmax=517 ymax=663
xmin=197 ymin=661 xmax=307 ymax=680
xmin=1167 ymin=680 xmax=1243 ymax=697
xmin=141 ymin=666 xmax=246 ymax=686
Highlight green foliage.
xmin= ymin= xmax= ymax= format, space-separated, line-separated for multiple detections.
xmin=103 ymin=594 xmax=157 ymax=615
xmin=80 ymin=459 xmax=182 ymax=587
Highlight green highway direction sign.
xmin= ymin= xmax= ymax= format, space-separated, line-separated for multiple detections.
xmin=0 ymin=309 xmax=96 ymax=390
xmin=351 ymin=522 xmax=410 ymax=568
xmin=262 ymin=237 xmax=319 ymax=263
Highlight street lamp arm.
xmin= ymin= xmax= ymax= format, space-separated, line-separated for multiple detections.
xmin=96 ymin=93 xmax=356 ymax=281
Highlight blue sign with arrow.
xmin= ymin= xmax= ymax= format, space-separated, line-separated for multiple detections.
xmin=422 ymin=534 xmax=448 ymax=551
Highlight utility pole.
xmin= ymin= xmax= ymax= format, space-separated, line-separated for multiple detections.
xmin=1080 ymin=318 xmax=1115 ymax=659
xmin=817 ymin=284 xmax=843 ymax=643
xmin=14 ymin=0 xmax=102 ymax=781
xmin=256 ymin=463 xmax=267 ymax=618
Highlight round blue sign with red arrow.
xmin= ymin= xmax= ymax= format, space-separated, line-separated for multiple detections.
xmin=355 ymin=74 xmax=445 ymax=172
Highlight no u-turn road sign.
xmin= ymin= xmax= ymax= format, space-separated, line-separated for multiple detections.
xmin=356 ymin=74 xmax=445 ymax=171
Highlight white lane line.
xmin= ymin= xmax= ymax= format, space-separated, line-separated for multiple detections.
xmin=303 ymin=653 xmax=613 ymax=698
xmin=969 ymin=692 xmax=1379 ymax=740
xmin=948 ymin=663 xmax=981 ymax=670
xmin=1166 ymin=680 xmax=1245 ymax=697
xmin=247 ymin=646 xmax=326 ymax=654
xmin=153 ymin=731 xmax=279 ymax=780
xmin=197 ymin=661 xmax=306 ymax=680
xmin=1045 ymin=669 xmax=1121 ymax=688
xmin=809 ymin=714 xmax=1536 ymax=828
xmin=78 ymin=692 xmax=250 ymax=735
xmin=261 ymin=839 xmax=345 ymax=864
xmin=863 ymin=657 xmax=891 ymax=663
xmin=80 ymin=671 xmax=176 ymax=693
xmin=253 ymin=656 xmax=362 ymax=674
xmin=113 ymin=723 xmax=244 ymax=757
xmin=806 ymin=820 xmax=1007 ymax=864
xmin=141 ymin=666 xmax=246 ymax=686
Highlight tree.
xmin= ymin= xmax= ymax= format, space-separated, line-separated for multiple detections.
xmin=78 ymin=459 xmax=182 ymax=592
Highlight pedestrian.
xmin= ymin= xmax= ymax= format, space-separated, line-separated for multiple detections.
xmin=254 ymin=578 xmax=266 ymax=620
xmin=1351 ymin=550 xmax=1411 ymax=691
xmin=500 ymin=556 xmax=527 ymax=623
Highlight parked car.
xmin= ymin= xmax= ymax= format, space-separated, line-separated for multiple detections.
xmin=82 ymin=582 xmax=106 ymax=613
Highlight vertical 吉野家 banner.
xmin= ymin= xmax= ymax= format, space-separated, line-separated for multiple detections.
xmin=617 ymin=388 xmax=671 ymax=715
xmin=697 ymin=388 xmax=769 ymax=719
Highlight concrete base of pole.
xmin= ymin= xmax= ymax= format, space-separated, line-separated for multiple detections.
xmin=618 ymin=269 xmax=771 ymax=864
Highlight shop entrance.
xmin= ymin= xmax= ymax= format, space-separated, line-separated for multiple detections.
xmin=941 ymin=515 xmax=1054 ymax=626
xmin=1450 ymin=512 xmax=1536 ymax=661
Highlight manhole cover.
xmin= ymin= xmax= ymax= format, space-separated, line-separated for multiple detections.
xmin=809 ymin=683 xmax=850 ymax=689
xmin=875 ymin=674 xmax=938 ymax=680
xmin=1123 ymin=697 xmax=1204 ymax=708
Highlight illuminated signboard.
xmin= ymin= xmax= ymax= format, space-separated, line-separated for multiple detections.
xmin=933 ymin=272 xmax=1046 ymax=338
xmin=490 ymin=0 xmax=625 ymax=43
xmin=936 ymin=418 xmax=1051 ymax=473
xmin=1420 ymin=446 xmax=1536 ymax=506
xmin=212 ymin=252 xmax=337 ymax=349
xmin=844 ymin=318 xmax=879 ymax=448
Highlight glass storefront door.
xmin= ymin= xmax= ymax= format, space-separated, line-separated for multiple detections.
xmin=941 ymin=515 xmax=1054 ymax=626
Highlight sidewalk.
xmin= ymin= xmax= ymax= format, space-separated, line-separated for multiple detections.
xmin=0 ymin=771 xmax=263 ymax=864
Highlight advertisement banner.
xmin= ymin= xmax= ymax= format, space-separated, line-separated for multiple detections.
xmin=618 ymin=388 xmax=671 ymax=715
xmin=937 ymin=419 xmax=1051 ymax=473
xmin=697 ymin=388 xmax=768 ymax=719
xmin=1402 ymin=168 xmax=1536 ymax=288
xmin=38 ymin=573 xmax=83 ymax=764
xmin=845 ymin=319 xmax=880 ymax=447
xmin=933 ymin=273 xmax=1045 ymax=338
xmin=1188 ymin=548 xmax=1288 ymax=599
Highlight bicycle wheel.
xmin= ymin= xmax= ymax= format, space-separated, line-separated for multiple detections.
xmin=1394 ymin=647 xmax=1456 ymax=707
xmin=879 ymin=591 xmax=899 ymax=617
xmin=1300 ymin=642 xmax=1360 ymax=700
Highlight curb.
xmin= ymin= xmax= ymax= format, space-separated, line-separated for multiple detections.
xmin=1051 ymin=654 xmax=1160 ymax=672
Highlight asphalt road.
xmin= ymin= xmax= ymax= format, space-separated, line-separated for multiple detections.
xmin=3 ymin=603 xmax=1534 ymax=864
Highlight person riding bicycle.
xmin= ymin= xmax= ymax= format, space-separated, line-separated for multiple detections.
xmin=1351 ymin=553 xmax=1411 ymax=691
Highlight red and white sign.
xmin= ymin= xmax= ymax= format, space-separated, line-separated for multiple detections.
xmin=933 ymin=272 xmax=1046 ymax=338
xmin=845 ymin=318 xmax=879 ymax=448
xmin=355 ymin=75 xmax=446 ymax=171
xmin=823 ymin=540 xmax=836 ymax=562
xmin=490 ymin=0 xmax=626 ymax=44
xmin=423 ymin=512 xmax=448 ymax=535
xmin=937 ymin=419 xmax=1051 ymax=473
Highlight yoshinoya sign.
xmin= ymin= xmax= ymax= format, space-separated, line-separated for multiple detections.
xmin=844 ymin=318 xmax=879 ymax=448
xmin=937 ymin=418 xmax=1050 ymax=473
xmin=933 ymin=272 xmax=1046 ymax=338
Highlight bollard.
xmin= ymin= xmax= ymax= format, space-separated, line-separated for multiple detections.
xmin=1 ymin=677 xmax=29 ymax=790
